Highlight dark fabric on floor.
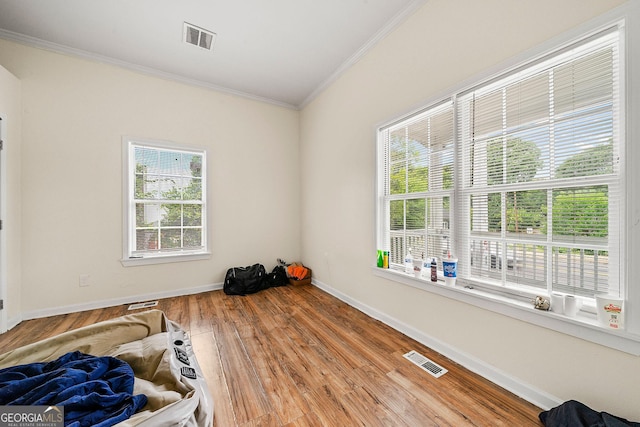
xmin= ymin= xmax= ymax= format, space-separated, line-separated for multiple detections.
xmin=540 ymin=400 xmax=640 ymax=427
xmin=0 ymin=350 xmax=147 ymax=427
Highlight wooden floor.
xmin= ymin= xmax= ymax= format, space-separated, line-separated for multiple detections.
xmin=0 ymin=285 xmax=543 ymax=426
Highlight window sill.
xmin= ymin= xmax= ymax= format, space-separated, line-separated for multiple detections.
xmin=121 ymin=252 xmax=211 ymax=267
xmin=372 ymin=267 xmax=640 ymax=356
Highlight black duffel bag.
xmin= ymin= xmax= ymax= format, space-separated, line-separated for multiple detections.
xmin=266 ymin=265 xmax=289 ymax=288
xmin=223 ymin=263 xmax=269 ymax=296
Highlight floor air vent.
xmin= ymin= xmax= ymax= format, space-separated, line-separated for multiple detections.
xmin=128 ymin=301 xmax=158 ymax=310
xmin=403 ymin=350 xmax=448 ymax=378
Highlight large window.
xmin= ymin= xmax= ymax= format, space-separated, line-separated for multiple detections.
xmin=377 ymin=24 xmax=626 ymax=336
xmin=122 ymin=138 xmax=209 ymax=265
xmin=457 ymin=28 xmax=621 ymax=301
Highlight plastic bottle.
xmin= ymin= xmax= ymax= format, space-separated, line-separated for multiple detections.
xmin=383 ymin=251 xmax=389 ymax=269
xmin=421 ymin=253 xmax=430 ymax=279
xmin=404 ymin=248 xmax=413 ymax=274
xmin=430 ymin=257 xmax=438 ymax=282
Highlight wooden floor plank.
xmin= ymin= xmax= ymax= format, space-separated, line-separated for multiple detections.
xmin=213 ymin=321 xmax=272 ymax=425
xmin=161 ymin=295 xmax=190 ymax=327
xmin=190 ymin=331 xmax=237 ymax=427
xmin=386 ymin=367 xmax=480 ymax=425
xmin=188 ymin=293 xmax=215 ymax=336
xmin=236 ymin=322 xmax=309 ymax=424
xmin=239 ymin=411 xmax=281 ymax=427
xmin=266 ymin=316 xmax=355 ymax=397
xmin=303 ymin=383 xmax=363 ymax=427
xmin=350 ymin=364 xmax=454 ymax=427
xmin=340 ymin=385 xmax=411 ymax=427
xmin=282 ymin=412 xmax=324 ymax=427
xmin=0 ymin=285 xmax=543 ymax=426
xmin=287 ymin=308 xmax=367 ymax=377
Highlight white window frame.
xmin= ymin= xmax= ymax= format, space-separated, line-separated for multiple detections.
xmin=380 ymin=101 xmax=455 ymax=272
xmin=375 ymin=4 xmax=640 ymax=355
xmin=121 ymin=137 xmax=210 ymax=266
xmin=456 ymin=28 xmax=621 ymax=302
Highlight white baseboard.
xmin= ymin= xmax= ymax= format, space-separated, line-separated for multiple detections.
xmin=21 ymin=282 xmax=224 ymax=321
xmin=311 ymin=278 xmax=562 ymax=411
xmin=7 ymin=314 xmax=22 ymax=331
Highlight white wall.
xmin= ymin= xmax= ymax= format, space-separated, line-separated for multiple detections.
xmin=0 ymin=39 xmax=301 ymax=314
xmin=3 ymin=0 xmax=639 ymax=419
xmin=0 ymin=64 xmax=21 ymax=326
xmin=300 ymin=0 xmax=640 ymax=420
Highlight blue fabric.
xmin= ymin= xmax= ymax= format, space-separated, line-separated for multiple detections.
xmin=0 ymin=351 xmax=147 ymax=427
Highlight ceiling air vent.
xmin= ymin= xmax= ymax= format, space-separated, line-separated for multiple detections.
xmin=183 ymin=22 xmax=216 ymax=51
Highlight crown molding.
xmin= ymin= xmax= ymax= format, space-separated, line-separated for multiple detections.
xmin=0 ymin=28 xmax=298 ymax=110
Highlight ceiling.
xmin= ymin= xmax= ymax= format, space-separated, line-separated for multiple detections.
xmin=0 ymin=0 xmax=423 ymax=108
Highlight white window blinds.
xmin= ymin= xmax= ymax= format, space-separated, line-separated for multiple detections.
xmin=456 ymin=28 xmax=621 ymax=299
xmin=125 ymin=140 xmax=207 ymax=260
xmin=380 ymin=102 xmax=455 ymax=268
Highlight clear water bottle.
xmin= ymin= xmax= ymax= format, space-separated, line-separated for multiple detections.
xmin=404 ymin=248 xmax=413 ymax=274
xmin=421 ymin=253 xmax=430 ymax=280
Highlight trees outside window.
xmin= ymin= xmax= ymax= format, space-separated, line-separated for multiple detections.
xmin=379 ymin=26 xmax=621 ymax=302
xmin=123 ymin=138 xmax=208 ymax=264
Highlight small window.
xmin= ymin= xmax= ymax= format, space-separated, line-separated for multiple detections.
xmin=122 ymin=138 xmax=209 ymax=266
xmin=379 ymin=101 xmax=455 ymax=267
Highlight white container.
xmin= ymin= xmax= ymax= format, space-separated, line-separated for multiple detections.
xmin=442 ymin=257 xmax=457 ymax=286
xmin=413 ymin=258 xmax=422 ymax=278
xmin=550 ymin=293 xmax=564 ymax=314
xmin=595 ymin=295 xmax=624 ymax=330
xmin=563 ymin=295 xmax=580 ymax=317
